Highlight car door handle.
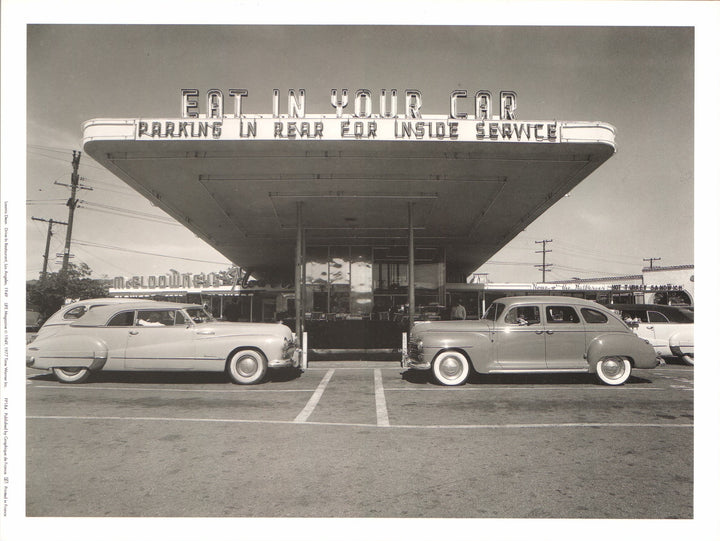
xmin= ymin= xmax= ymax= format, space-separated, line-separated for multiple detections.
xmin=546 ymin=330 xmax=554 ymax=335
xmin=646 ymin=326 xmax=654 ymax=330
xmin=535 ymin=330 xmax=544 ymax=335
xmin=129 ymin=330 xmax=139 ymax=335
xmin=196 ymin=330 xmax=215 ymax=335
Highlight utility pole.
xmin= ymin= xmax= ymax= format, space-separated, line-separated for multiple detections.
xmin=534 ymin=239 xmax=553 ymax=283
xmin=60 ymin=151 xmax=81 ymax=275
xmin=31 ymin=217 xmax=68 ymax=281
xmin=643 ymin=257 xmax=661 ymax=270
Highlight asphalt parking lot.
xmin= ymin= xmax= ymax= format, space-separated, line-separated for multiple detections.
xmin=26 ymin=361 xmax=693 ymax=519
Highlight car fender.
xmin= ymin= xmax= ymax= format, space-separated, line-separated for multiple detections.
xmin=421 ymin=331 xmax=493 ymax=372
xmin=586 ymin=332 xmax=658 ymax=371
xmin=194 ymin=332 xmax=284 ymax=361
xmin=668 ymin=327 xmax=694 ymax=356
xmin=26 ymin=334 xmax=109 ymax=370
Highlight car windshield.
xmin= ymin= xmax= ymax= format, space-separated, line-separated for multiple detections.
xmin=481 ymin=303 xmax=505 ymax=321
xmin=184 ymin=307 xmax=215 ymax=324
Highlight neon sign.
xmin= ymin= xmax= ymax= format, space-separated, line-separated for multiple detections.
xmin=134 ymin=88 xmax=562 ymax=143
xmin=180 ymin=88 xmax=519 ymax=120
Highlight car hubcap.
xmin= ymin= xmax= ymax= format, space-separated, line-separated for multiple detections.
xmin=601 ymin=358 xmax=624 ymax=379
xmin=61 ymin=368 xmax=81 ymax=375
xmin=236 ymin=355 xmax=258 ymax=377
xmin=440 ymin=357 xmax=462 ymax=379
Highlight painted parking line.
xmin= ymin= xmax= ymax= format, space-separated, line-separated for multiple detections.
xmin=383 ymin=386 xmax=665 ymax=391
xmin=26 ymin=415 xmax=693 ymax=430
xmin=374 ymin=368 xmax=390 ymax=427
xmin=294 ymin=368 xmax=335 ymax=423
xmin=32 ymin=385 xmax=316 ymax=394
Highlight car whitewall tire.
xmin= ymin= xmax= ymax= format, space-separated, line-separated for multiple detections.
xmin=227 ymin=349 xmax=268 ymax=385
xmin=52 ymin=367 xmax=90 ymax=384
xmin=432 ymin=350 xmax=470 ymax=386
xmin=682 ymin=354 xmax=694 ymax=366
xmin=595 ymin=356 xmax=631 ymax=386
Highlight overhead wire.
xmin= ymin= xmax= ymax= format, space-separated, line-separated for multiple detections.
xmin=73 ymin=238 xmax=230 ymax=265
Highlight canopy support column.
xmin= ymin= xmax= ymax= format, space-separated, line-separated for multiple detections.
xmin=295 ymin=201 xmax=305 ymax=361
xmin=408 ymin=202 xmax=415 ymax=322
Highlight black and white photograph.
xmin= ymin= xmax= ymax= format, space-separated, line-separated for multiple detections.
xmin=2 ymin=1 xmax=719 ymax=540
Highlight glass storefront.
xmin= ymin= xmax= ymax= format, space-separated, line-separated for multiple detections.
xmin=303 ymin=245 xmax=444 ymax=320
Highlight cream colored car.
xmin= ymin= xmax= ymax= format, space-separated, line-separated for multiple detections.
xmin=607 ymin=304 xmax=694 ymax=365
xmin=27 ymin=300 xmax=298 ymax=384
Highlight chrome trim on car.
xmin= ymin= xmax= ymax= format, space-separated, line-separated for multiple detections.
xmin=268 ymin=357 xmax=295 ymax=369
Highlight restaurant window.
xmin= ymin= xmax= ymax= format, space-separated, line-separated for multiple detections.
xmin=350 ymin=246 xmax=373 ymax=316
xmin=373 ymin=262 xmax=408 ymax=292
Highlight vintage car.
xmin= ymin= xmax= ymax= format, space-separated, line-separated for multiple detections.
xmin=26 ymin=299 xmax=298 ymax=384
xmin=605 ymin=304 xmax=694 ymax=365
xmin=402 ymin=296 xmax=659 ymax=386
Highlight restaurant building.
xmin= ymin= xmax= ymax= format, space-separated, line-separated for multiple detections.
xmin=85 ymin=87 xmax=619 ymax=360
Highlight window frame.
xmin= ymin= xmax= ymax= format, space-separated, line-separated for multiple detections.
xmin=545 ymin=305 xmax=581 ymax=324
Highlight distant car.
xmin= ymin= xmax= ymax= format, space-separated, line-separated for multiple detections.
xmin=605 ymin=304 xmax=694 ymax=365
xmin=402 ymin=296 xmax=659 ymax=386
xmin=27 ymin=299 xmax=298 ymax=384
xmin=26 ymin=310 xmax=42 ymax=343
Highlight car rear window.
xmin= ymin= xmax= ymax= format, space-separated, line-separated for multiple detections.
xmin=63 ymin=306 xmax=88 ymax=320
xmin=581 ymin=308 xmax=608 ymax=324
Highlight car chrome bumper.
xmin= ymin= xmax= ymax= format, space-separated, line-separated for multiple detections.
xmin=269 ymin=348 xmax=300 ymax=369
xmin=401 ymin=354 xmax=431 ymax=370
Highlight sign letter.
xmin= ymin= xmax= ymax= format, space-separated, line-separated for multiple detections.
xmin=181 ymin=89 xmax=199 ymax=118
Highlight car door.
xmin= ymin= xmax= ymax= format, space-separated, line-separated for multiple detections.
xmin=124 ymin=309 xmax=199 ymax=370
xmin=495 ymin=304 xmax=547 ymax=369
xmin=543 ymin=304 xmax=587 ymax=369
xmin=643 ymin=310 xmax=675 ymax=356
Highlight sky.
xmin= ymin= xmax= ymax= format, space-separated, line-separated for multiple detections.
xmin=20 ymin=19 xmax=697 ymax=284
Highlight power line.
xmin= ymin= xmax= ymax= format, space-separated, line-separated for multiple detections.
xmin=73 ymin=239 xmax=230 ymax=265
xmin=534 ymin=239 xmax=553 ymax=283
xmin=60 ymin=151 xmax=82 ymax=274
xmin=31 ymin=217 xmax=68 ymax=281
xmin=78 ymin=200 xmax=177 ymax=223
xmin=643 ymin=257 xmax=662 ymax=269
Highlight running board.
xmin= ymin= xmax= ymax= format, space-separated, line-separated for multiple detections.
xmin=488 ymin=368 xmax=589 ymax=374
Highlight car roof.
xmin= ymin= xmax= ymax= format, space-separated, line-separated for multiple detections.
xmin=492 ymin=296 xmax=605 ymax=307
xmin=603 ymin=303 xmax=694 ymax=322
xmin=603 ymin=303 xmax=693 ymax=312
xmin=41 ymin=297 xmax=159 ymax=325
xmin=70 ymin=300 xmax=202 ymax=327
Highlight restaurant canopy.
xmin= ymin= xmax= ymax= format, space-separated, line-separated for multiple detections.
xmin=83 ymin=112 xmax=615 ymax=283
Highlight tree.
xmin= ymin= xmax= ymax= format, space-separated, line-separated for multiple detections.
xmin=27 ymin=262 xmax=109 ymax=322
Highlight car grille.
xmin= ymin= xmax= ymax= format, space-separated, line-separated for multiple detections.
xmin=407 ymin=340 xmax=421 ymax=358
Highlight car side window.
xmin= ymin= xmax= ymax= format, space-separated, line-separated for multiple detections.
xmin=107 ymin=311 xmax=135 ymax=327
xmin=63 ymin=306 xmax=88 ymax=320
xmin=504 ymin=305 xmax=541 ymax=325
xmin=621 ymin=310 xmax=648 ymax=323
xmin=136 ymin=310 xmax=176 ymax=327
xmin=581 ymin=308 xmax=608 ymax=324
xmin=648 ymin=311 xmax=670 ymax=323
xmin=546 ymin=306 xmax=580 ymax=324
